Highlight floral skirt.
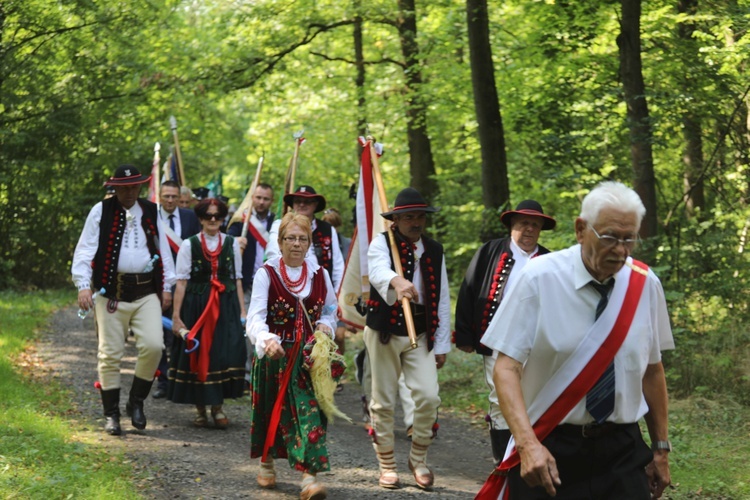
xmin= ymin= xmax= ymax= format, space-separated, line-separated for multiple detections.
xmin=249 ymin=341 xmax=330 ymax=474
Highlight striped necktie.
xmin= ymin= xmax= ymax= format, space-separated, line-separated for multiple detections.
xmin=586 ymin=279 xmax=615 ymax=423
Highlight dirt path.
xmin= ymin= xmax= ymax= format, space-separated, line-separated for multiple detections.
xmin=38 ymin=307 xmax=494 ymax=499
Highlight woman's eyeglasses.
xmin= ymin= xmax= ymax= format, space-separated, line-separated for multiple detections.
xmin=283 ymin=236 xmax=309 ymax=244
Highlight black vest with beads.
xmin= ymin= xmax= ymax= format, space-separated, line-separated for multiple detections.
xmin=365 ymin=231 xmax=444 ymax=352
xmin=91 ymin=197 xmax=164 ymax=300
xmin=312 ymin=218 xmax=335 ymax=281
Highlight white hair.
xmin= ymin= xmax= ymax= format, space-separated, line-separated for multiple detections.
xmin=580 ymin=181 xmax=646 ymax=226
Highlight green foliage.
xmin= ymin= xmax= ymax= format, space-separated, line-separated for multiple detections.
xmin=0 ymin=289 xmax=138 ymax=498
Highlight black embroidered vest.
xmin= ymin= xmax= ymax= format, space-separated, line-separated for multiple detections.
xmin=185 ymin=234 xmax=237 ymax=295
xmin=365 ymin=231 xmax=444 ymax=351
xmin=92 ymin=197 xmax=164 ymax=300
xmin=313 ymin=219 xmax=334 ymax=281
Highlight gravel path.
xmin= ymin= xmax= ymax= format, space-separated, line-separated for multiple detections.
xmin=38 ymin=307 xmax=494 ymax=499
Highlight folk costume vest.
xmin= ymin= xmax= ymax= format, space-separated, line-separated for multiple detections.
xmin=455 ymin=238 xmax=550 ymax=356
xmin=185 ymin=234 xmax=237 ymax=295
xmin=365 ymin=231 xmax=444 ymax=352
xmin=92 ymin=197 xmax=164 ymax=302
xmin=264 ymin=263 xmax=327 ymax=345
xmin=312 ymin=219 xmax=335 ymax=281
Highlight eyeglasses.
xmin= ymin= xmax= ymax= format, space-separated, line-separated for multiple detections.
xmin=202 ymin=213 xmax=221 ymax=221
xmin=283 ymin=236 xmax=310 ymax=244
xmin=587 ymin=224 xmax=639 ymax=250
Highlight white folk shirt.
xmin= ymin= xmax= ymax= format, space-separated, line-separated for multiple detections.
xmin=174 ymin=232 xmax=243 ymax=281
xmin=504 ymin=238 xmax=539 ymax=299
xmin=252 ymin=209 xmax=272 ymax=276
xmin=71 ymin=201 xmax=176 ymax=291
xmin=245 ymin=256 xmax=338 ymax=358
xmin=266 ymin=218 xmax=345 ymax=291
xmin=480 ymin=244 xmax=674 ymax=425
xmin=368 ymin=232 xmax=452 ymax=355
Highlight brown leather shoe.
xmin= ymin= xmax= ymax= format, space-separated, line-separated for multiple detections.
xmin=211 ymin=405 xmax=228 ymax=429
xmin=257 ymin=472 xmax=276 ymax=489
xmin=408 ymin=459 xmax=434 ymax=490
xmin=299 ymin=481 xmax=327 ymax=499
xmin=378 ymin=470 xmax=401 ymax=489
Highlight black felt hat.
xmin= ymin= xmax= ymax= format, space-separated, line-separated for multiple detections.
xmin=103 ymin=165 xmax=151 ymax=186
xmin=380 ymin=187 xmax=440 ymax=221
xmin=283 ymin=185 xmax=326 ymax=213
xmin=500 ymin=200 xmax=556 ymax=230
xmin=193 ymin=187 xmax=210 ymax=201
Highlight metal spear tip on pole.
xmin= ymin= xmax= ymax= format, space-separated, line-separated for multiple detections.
xmin=293 ymin=129 xmax=305 ymax=139
xmin=169 ymin=116 xmax=177 ymax=130
xmin=154 ymin=142 xmax=160 ymax=152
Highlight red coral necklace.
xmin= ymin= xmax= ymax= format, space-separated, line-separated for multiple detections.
xmin=280 ymin=259 xmax=308 ymax=294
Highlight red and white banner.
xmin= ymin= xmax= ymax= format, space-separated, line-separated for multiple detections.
xmin=338 ymin=137 xmax=385 ymax=331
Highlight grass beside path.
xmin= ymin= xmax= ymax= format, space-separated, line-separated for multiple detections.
xmin=0 ymin=289 xmax=138 ymax=499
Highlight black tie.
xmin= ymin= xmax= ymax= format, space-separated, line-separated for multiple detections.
xmin=168 ymin=214 xmax=175 ymax=231
xmin=586 ymin=279 xmax=615 ymax=423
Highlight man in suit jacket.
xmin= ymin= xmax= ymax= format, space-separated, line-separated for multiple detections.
xmin=227 ymin=183 xmax=275 ymax=388
xmin=153 ymin=180 xmax=201 ymax=398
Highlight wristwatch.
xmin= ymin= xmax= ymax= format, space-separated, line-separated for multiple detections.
xmin=651 ymin=440 xmax=672 ymax=452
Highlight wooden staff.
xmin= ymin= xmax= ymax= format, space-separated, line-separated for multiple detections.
xmin=152 ymin=142 xmax=161 ymax=202
xmin=240 ymin=154 xmax=265 ymax=242
xmin=367 ymin=137 xmax=418 ymax=349
xmin=283 ymin=130 xmax=305 ymax=215
xmin=169 ymin=116 xmax=187 ymax=186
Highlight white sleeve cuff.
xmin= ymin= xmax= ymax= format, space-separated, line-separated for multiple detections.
xmin=255 ymin=331 xmax=281 ymax=359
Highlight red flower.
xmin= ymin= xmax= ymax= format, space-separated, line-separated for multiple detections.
xmin=307 ymin=430 xmax=320 ymax=443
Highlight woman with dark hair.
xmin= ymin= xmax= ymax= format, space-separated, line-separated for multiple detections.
xmin=246 ymin=212 xmax=338 ymax=500
xmin=169 ymin=198 xmax=247 ymax=428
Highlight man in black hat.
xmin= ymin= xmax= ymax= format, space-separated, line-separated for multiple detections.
xmin=266 ymin=185 xmax=344 ymax=291
xmin=454 ymin=200 xmax=556 ymax=465
xmin=72 ymin=165 xmax=176 ymax=435
xmin=363 ymin=187 xmax=451 ymax=491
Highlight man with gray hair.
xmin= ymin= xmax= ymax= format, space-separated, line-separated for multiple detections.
xmin=478 ymin=181 xmax=673 ymax=499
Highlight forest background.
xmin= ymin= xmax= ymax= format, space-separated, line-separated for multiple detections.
xmin=2 ymin=0 xmax=750 ymax=443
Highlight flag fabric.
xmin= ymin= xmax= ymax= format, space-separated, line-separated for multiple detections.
xmin=338 ymin=137 xmax=385 ymax=331
xmin=163 ymin=148 xmax=182 ymax=186
xmin=147 ymin=142 xmax=161 ymax=203
xmin=207 ymin=171 xmax=223 ymax=198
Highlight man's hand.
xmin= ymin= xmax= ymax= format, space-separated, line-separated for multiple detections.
xmin=457 ymin=345 xmax=474 ymax=353
xmin=435 ymin=353 xmax=447 ymax=369
xmin=518 ymin=441 xmax=561 ymax=497
xmin=390 ymin=275 xmax=419 ymax=302
xmin=646 ymin=451 xmax=671 ymax=499
xmin=77 ymin=289 xmax=94 ymax=312
xmin=266 ymin=339 xmax=285 ymax=360
xmin=237 ymin=236 xmax=248 ymax=252
xmin=162 ymin=291 xmax=172 ymax=311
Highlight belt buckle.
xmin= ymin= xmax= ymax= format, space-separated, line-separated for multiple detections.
xmin=136 ymin=273 xmax=150 ymax=285
xmin=581 ymin=423 xmax=597 ymax=438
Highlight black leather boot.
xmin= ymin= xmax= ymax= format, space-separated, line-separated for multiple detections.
xmin=101 ymin=389 xmax=122 ymax=436
xmin=125 ymin=376 xmax=154 ymax=430
xmin=489 ymin=428 xmax=512 ymax=466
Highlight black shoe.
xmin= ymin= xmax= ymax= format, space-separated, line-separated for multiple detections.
xmin=152 ymin=386 xmax=167 ymax=399
xmin=105 ymin=415 xmax=122 ymax=435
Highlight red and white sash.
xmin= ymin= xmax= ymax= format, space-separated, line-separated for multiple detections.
xmin=475 ymin=258 xmax=649 ymax=500
xmin=163 ymin=225 xmax=182 ymax=256
xmin=247 ymin=215 xmax=269 ymax=249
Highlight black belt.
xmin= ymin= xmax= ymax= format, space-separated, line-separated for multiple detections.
xmin=107 ymin=272 xmax=157 ymax=302
xmin=556 ymin=422 xmax=637 ymax=439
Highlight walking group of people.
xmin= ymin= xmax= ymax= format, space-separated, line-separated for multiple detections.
xmin=73 ymin=164 xmax=673 ymax=499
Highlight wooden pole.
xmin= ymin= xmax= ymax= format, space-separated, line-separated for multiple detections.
xmin=169 ymin=116 xmax=187 ymax=187
xmin=367 ymin=137 xmax=418 ymax=349
xmin=240 ymin=155 xmax=265 ymax=243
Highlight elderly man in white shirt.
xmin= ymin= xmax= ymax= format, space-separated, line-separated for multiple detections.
xmin=479 ymin=181 xmax=673 ymax=500
xmin=72 ymin=165 xmax=175 ymax=436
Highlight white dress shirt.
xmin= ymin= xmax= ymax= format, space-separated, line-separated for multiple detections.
xmin=266 ymin=218 xmax=345 ymax=291
xmin=367 ymin=232 xmax=452 ymax=355
xmin=71 ymin=201 xmax=176 ymax=291
xmin=159 ymin=205 xmax=182 ymax=239
xmin=480 ymin=244 xmax=674 ymax=424
xmin=246 ymin=256 xmax=338 ymax=358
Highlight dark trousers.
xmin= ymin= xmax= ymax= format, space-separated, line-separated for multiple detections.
xmin=508 ymin=423 xmax=652 ymax=500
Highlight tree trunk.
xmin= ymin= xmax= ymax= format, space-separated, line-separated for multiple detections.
xmin=466 ymin=0 xmax=510 ymax=240
xmin=396 ymin=0 xmax=438 ymax=202
xmin=678 ymin=0 xmax=705 ymax=219
xmin=618 ymin=0 xmax=658 ymax=239
xmin=354 ymin=0 xmax=367 ymax=139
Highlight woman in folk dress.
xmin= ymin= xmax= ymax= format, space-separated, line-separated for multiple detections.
xmin=246 ymin=212 xmax=338 ymax=500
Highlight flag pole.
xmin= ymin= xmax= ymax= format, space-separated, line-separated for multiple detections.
xmin=367 ymin=136 xmax=418 ymax=349
xmin=240 ymin=154 xmax=265 ymax=243
xmin=151 ymin=142 xmax=161 ymax=203
xmin=169 ymin=116 xmax=187 ymax=187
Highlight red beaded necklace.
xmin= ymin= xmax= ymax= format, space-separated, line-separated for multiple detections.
xmin=200 ymin=232 xmax=223 ymax=278
xmin=279 ymin=259 xmax=308 ymax=294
